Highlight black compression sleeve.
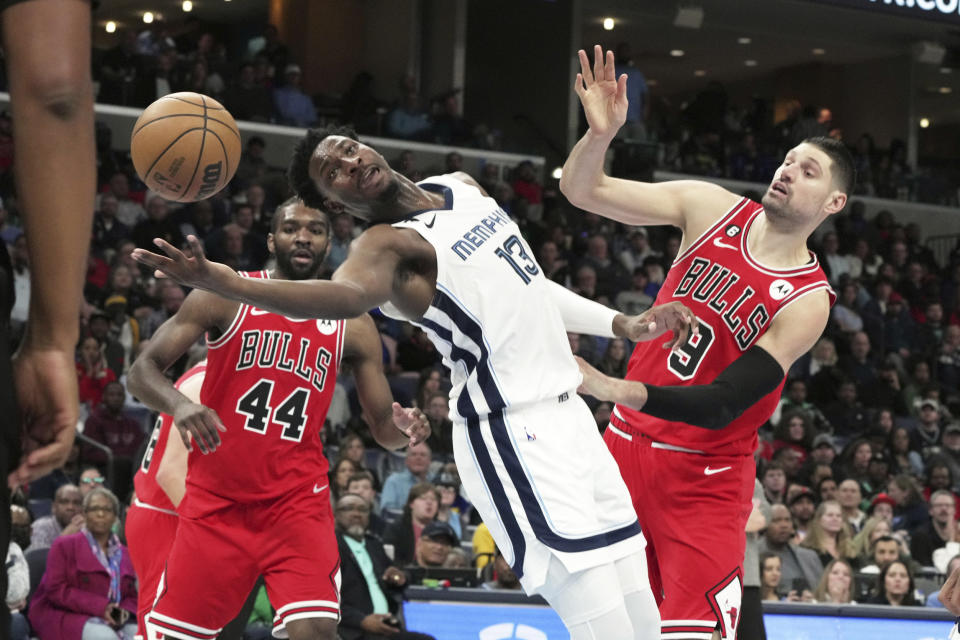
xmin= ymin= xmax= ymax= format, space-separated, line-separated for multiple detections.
xmin=642 ymin=345 xmax=784 ymax=430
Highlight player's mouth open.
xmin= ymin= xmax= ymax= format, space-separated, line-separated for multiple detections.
xmin=360 ymin=165 xmax=379 ymax=188
xmin=292 ymin=250 xmax=314 ymax=264
xmin=771 ymin=181 xmax=788 ymax=196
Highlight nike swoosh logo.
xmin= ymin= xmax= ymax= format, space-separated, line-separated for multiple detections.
xmin=249 ymin=308 xmax=270 ymax=316
xmin=704 ymin=466 xmax=732 ymax=476
xmin=312 ymin=483 xmax=329 ymax=494
xmin=713 ymin=238 xmax=738 ymax=251
xmin=423 ymin=214 xmax=437 ymax=228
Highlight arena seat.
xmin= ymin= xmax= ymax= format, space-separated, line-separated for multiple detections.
xmin=26 ymin=498 xmax=51 ymax=519
xmin=24 ymin=547 xmax=49 ymax=602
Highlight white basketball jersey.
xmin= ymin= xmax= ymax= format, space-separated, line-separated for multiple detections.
xmin=380 ymin=175 xmax=580 ymax=420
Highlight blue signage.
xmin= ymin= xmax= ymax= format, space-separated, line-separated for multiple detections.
xmin=403 ymin=601 xmax=568 ymax=640
xmin=403 ymin=601 xmax=957 ymax=640
xmin=765 ymin=613 xmax=953 ymax=640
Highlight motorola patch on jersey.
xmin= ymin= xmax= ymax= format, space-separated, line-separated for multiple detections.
xmin=724 ymin=224 xmax=741 ymax=237
xmin=316 ymin=319 xmax=338 ymax=335
xmin=769 ymin=279 xmax=794 ymax=300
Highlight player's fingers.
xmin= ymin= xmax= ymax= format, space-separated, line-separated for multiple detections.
xmin=573 ymin=74 xmax=585 ymax=97
xmin=176 ymin=426 xmax=193 ymax=452
xmin=617 ymin=74 xmax=628 ymax=103
xmin=153 ymin=237 xmax=184 ymax=260
xmin=209 ymin=409 xmax=227 ymax=433
xmin=577 ymin=49 xmax=592 ymax=83
xmin=187 ymin=234 xmax=207 ymax=262
xmin=131 ymin=248 xmax=172 ymax=270
xmin=592 ymin=45 xmax=603 ymax=84
xmin=672 ymin=322 xmax=691 ymax=350
xmin=189 ymin=422 xmax=212 ymax=454
xmin=687 ymin=310 xmax=700 ymax=335
xmin=604 ymin=49 xmax=616 ymax=82
xmin=202 ymin=415 xmax=222 ymax=447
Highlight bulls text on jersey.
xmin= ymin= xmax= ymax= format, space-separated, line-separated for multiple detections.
xmin=236 ymin=329 xmax=333 ymax=393
xmin=673 ymin=256 xmax=771 ymax=351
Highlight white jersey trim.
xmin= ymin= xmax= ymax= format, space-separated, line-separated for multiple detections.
xmin=205 ymin=302 xmax=246 ymax=349
xmin=770 ymin=282 xmax=835 ymax=323
xmin=740 ymin=208 xmax=821 ymax=277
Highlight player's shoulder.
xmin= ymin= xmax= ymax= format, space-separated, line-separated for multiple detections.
xmin=355 ymin=219 xmax=434 ymax=261
xmin=667 ymin=180 xmax=745 ymax=234
xmin=177 ymin=286 xmax=240 ymax=327
xmin=343 ymin=313 xmax=379 ymax=348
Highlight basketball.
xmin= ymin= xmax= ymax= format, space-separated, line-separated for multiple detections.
xmin=131 ymin=92 xmax=242 ymax=202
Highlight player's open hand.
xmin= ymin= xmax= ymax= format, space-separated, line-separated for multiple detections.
xmin=619 ymin=302 xmax=698 ymax=352
xmin=9 ymin=345 xmax=79 ymax=488
xmin=940 ymin=563 xmax=960 ymax=615
xmin=173 ymin=401 xmax=226 ymax=454
xmin=392 ymin=402 xmax=430 ymax=446
xmin=132 ymin=235 xmax=233 ymax=292
xmin=574 ymin=45 xmax=628 ymax=139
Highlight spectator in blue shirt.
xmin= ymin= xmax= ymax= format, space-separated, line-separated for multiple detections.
xmin=273 ymin=63 xmax=317 ymax=127
xmin=379 ymin=442 xmax=433 ymax=514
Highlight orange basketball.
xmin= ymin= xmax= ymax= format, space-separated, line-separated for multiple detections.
xmin=131 ymin=92 xmax=241 ymax=202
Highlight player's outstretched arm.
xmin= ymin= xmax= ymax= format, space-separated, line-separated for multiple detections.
xmin=128 ymin=290 xmax=230 ymax=454
xmin=4 ymin=0 xmax=95 ymax=487
xmin=577 ymin=291 xmax=830 ymax=430
xmin=560 ymin=45 xmax=738 ymax=231
xmin=344 ymin=314 xmax=430 ymax=450
xmin=134 ymin=226 xmax=410 ymax=320
xmin=547 ymin=281 xmax=697 ymax=349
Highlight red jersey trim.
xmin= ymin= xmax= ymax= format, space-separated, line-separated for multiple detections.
xmin=673 ymin=197 xmax=750 ymax=266
xmin=740 ymin=208 xmax=821 ymax=277
xmin=771 ymin=282 xmax=837 ymax=323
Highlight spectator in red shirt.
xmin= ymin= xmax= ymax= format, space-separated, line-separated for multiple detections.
xmin=82 ymin=381 xmax=143 ymax=464
xmin=511 ymin=160 xmax=542 ymax=206
xmin=76 ymin=336 xmax=116 ymax=412
xmin=82 ymin=380 xmax=144 ymax=500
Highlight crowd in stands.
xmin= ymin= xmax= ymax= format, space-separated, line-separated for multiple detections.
xmin=3 ymin=14 xmax=960 ymax=640
xmin=10 ymin=19 xmax=945 ymax=206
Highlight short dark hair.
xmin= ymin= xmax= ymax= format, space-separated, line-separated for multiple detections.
xmin=287 ymin=125 xmax=359 ymax=213
xmin=269 ymin=196 xmax=303 ymax=233
xmin=803 ymin=136 xmax=855 ymax=195
xmin=347 ymin=471 xmax=376 ymax=487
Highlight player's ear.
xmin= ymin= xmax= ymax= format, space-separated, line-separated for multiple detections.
xmin=824 ymin=190 xmax=847 ymax=216
xmin=267 ymin=233 xmax=275 ymax=254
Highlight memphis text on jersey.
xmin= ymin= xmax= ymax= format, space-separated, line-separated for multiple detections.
xmin=236 ymin=328 xmax=332 ymax=393
xmin=673 ymin=256 xmax=779 ymax=351
xmin=450 ymin=207 xmax=511 ymax=260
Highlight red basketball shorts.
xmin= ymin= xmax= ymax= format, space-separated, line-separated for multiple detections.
xmin=145 ymin=484 xmax=340 ymax=640
xmin=605 ymin=421 xmax=754 ymax=640
xmin=126 ymin=500 xmax=180 ymax=639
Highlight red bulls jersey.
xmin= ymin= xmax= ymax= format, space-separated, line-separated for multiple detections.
xmin=191 ymin=271 xmax=344 ymax=502
xmin=134 ymin=362 xmax=207 ymax=512
xmin=613 ymin=198 xmax=835 ymax=456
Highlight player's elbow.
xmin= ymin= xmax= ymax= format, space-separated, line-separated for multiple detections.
xmin=127 ymin=359 xmax=148 ymax=399
xmin=23 ymin=68 xmax=92 ymax=121
xmin=558 ymin=174 xmax=584 ymax=206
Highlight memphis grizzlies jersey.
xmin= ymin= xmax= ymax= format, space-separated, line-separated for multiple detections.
xmin=380 ymin=175 xmax=580 ymax=419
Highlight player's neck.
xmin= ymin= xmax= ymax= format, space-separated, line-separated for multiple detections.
xmin=749 ymin=214 xmax=812 ymax=268
xmin=365 ymin=172 xmax=445 ymax=223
